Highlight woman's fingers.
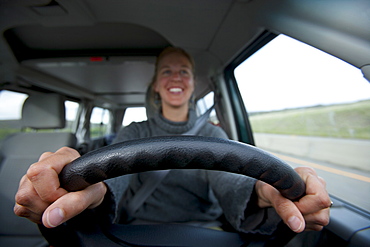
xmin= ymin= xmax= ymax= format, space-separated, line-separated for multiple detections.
xmin=255 ymin=166 xmax=331 ymax=232
xmin=27 ymin=147 xmax=80 ymax=203
xmin=293 ymin=168 xmax=332 ymax=215
xmin=15 ymin=147 xmax=84 ymax=226
xmin=42 ymin=182 xmax=107 ymax=228
xmin=14 ymin=175 xmax=50 ymax=224
xmin=15 ymin=146 xmax=107 ymax=228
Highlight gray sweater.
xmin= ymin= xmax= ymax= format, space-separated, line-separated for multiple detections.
xmin=104 ymin=109 xmax=280 ymax=234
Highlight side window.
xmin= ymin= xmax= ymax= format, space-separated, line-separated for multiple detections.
xmin=0 ymin=91 xmax=79 ymax=140
xmin=196 ymin=92 xmax=214 ymax=114
xmin=196 ymin=92 xmax=219 ymax=125
xmin=90 ymin=107 xmax=111 ymax=138
xmin=0 ymin=90 xmax=28 ymax=140
xmin=122 ymin=107 xmax=147 ymax=126
xmin=234 ymin=34 xmax=370 ymax=212
xmin=65 ymin=100 xmax=79 ymax=132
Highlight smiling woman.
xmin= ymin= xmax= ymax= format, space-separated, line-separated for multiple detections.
xmin=152 ymin=47 xmax=196 ymax=122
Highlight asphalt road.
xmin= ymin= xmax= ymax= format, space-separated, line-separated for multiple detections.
xmin=271 ymin=151 xmax=370 ymax=213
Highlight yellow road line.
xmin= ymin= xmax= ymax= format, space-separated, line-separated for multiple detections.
xmin=272 ymin=153 xmax=370 ymax=183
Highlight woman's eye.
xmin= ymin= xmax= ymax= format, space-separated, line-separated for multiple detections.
xmin=162 ymin=70 xmax=171 ymax=75
xmin=180 ymin=70 xmax=189 ymax=75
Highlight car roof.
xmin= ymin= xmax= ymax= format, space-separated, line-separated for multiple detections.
xmin=1 ymin=0 xmax=369 ymax=109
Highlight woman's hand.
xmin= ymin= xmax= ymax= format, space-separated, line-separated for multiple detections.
xmin=255 ymin=166 xmax=331 ymax=233
xmin=14 ymin=147 xmax=107 ymax=228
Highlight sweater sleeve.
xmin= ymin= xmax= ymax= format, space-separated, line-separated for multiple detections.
xmin=202 ymin=122 xmax=283 ymax=234
xmin=207 ymin=171 xmax=282 ymax=234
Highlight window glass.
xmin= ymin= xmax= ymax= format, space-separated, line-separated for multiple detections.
xmin=0 ymin=90 xmax=28 ymax=120
xmin=65 ymin=101 xmax=79 ymax=131
xmin=0 ymin=90 xmax=28 ymax=140
xmin=196 ymin=92 xmax=219 ymax=125
xmin=122 ymin=107 xmax=147 ymax=126
xmin=234 ymin=34 xmax=370 ymax=212
xmin=0 ymin=91 xmax=79 ymax=139
xmin=196 ymin=92 xmax=214 ymax=114
xmin=90 ymin=107 xmax=111 ymax=138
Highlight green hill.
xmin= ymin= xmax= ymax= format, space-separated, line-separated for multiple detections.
xmin=250 ymin=100 xmax=370 ymax=139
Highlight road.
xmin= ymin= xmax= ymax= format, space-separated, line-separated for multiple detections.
xmin=270 ymin=151 xmax=370 ymax=212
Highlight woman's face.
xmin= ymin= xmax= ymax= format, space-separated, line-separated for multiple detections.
xmin=154 ymin=52 xmax=195 ymax=109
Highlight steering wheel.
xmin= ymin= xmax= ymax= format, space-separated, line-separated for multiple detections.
xmin=40 ymin=136 xmax=305 ymax=247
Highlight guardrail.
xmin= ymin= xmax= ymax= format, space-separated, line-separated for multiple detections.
xmin=254 ymin=133 xmax=370 ymax=172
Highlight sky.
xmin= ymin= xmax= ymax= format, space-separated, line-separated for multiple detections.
xmin=1 ymin=34 xmax=369 ymax=121
xmin=234 ymin=34 xmax=370 ymax=113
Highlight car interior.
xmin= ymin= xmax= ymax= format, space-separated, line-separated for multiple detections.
xmin=0 ymin=0 xmax=369 ymax=246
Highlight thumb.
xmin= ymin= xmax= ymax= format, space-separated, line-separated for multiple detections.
xmin=272 ymin=195 xmax=305 ymax=233
xmin=42 ymin=182 xmax=106 ymax=228
xmin=256 ymin=181 xmax=305 ymax=233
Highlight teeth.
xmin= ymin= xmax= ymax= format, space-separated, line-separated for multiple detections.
xmin=169 ymin=88 xmax=182 ymax=92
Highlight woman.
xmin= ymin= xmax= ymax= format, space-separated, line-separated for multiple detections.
xmin=14 ymin=47 xmax=331 ymax=235
xmin=114 ymin=47 xmax=227 ymax=140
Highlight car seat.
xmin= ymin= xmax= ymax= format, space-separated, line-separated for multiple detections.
xmin=0 ymin=93 xmax=77 ymax=247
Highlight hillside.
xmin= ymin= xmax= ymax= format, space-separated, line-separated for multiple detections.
xmin=249 ymin=100 xmax=370 ymax=139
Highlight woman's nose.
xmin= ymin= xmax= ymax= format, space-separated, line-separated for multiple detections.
xmin=171 ymin=71 xmax=181 ymax=80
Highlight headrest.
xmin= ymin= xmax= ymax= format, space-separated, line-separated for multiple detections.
xmin=22 ymin=93 xmax=66 ymax=129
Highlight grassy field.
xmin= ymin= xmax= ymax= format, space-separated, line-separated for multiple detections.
xmin=0 ymin=120 xmax=21 ymax=140
xmin=249 ymin=100 xmax=370 ymax=139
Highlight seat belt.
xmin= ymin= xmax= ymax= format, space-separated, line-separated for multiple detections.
xmin=125 ymin=105 xmax=215 ymax=216
xmin=183 ymin=105 xmax=215 ymax=136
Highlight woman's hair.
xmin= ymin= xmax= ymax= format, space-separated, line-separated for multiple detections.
xmin=154 ymin=47 xmax=195 ymax=77
xmin=146 ymin=47 xmax=195 ymax=116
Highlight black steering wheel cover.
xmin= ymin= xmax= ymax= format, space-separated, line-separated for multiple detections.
xmin=60 ymin=136 xmax=305 ymax=200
